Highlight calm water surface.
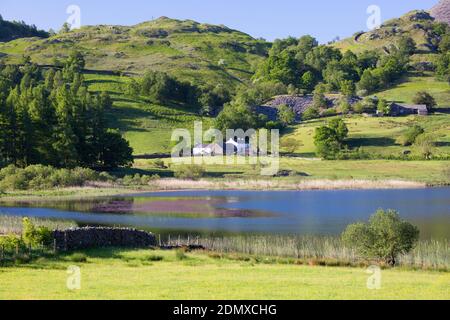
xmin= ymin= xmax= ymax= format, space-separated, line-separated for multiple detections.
xmin=0 ymin=188 xmax=449 ymax=239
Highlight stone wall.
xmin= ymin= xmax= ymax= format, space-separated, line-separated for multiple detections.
xmin=53 ymin=227 xmax=156 ymax=251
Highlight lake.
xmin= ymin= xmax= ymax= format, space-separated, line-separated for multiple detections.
xmin=0 ymin=188 xmax=449 ymax=239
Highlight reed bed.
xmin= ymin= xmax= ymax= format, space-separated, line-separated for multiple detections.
xmin=191 ymin=235 xmax=449 ymax=270
xmin=0 ymin=215 xmax=77 ymax=235
xmin=154 ymin=178 xmax=425 ymax=191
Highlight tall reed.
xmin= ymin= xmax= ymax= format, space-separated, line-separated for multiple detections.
xmin=194 ymin=235 xmax=449 ymax=269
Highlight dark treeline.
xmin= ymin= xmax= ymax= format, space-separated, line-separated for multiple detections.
xmin=128 ymin=70 xmax=231 ymax=116
xmin=0 ymin=15 xmax=49 ymax=42
xmin=0 ymin=52 xmax=133 ymax=169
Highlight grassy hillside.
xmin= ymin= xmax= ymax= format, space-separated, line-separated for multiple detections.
xmin=0 ymin=248 xmax=448 ymax=300
xmin=334 ymin=10 xmax=440 ymax=54
xmin=374 ymin=73 xmax=450 ymax=107
xmin=282 ymin=114 xmax=450 ymax=158
xmin=1 ymin=14 xmax=448 ymax=160
xmin=0 ymin=17 xmax=268 ymax=88
xmin=85 ymin=73 xmax=213 ymax=155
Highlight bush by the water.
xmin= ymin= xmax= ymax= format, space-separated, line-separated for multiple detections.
xmin=0 ymin=218 xmax=52 ymax=251
xmin=342 ymin=209 xmax=419 ymax=265
xmin=174 ymin=165 xmax=206 ymax=180
xmin=0 ymin=165 xmax=111 ymax=191
xmin=120 ymin=173 xmax=160 ymax=186
xmin=22 ymin=217 xmax=52 ymax=247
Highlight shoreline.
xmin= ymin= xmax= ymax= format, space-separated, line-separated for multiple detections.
xmin=0 ymin=178 xmax=438 ymax=202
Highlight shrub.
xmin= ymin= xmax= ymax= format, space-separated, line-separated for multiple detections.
xmin=0 ymin=165 xmax=101 ymax=191
xmin=175 ymin=249 xmax=188 ymax=261
xmin=321 ymin=108 xmax=337 ymax=117
xmin=68 ymin=253 xmax=88 ymax=263
xmin=22 ymin=217 xmax=52 ymax=247
xmin=397 ymin=125 xmax=424 ymax=146
xmin=174 ymin=165 xmax=206 ymax=180
xmin=302 ymin=107 xmax=320 ymax=120
xmin=342 ymin=209 xmax=419 ymax=266
xmin=121 ymin=174 xmax=159 ymax=186
xmin=414 ymin=134 xmax=436 ymax=160
xmin=413 ymin=91 xmax=436 ymax=112
xmin=147 ymin=255 xmax=164 ymax=262
xmin=0 ymin=234 xmax=25 ymax=251
xmin=152 ymin=160 xmax=167 ymax=169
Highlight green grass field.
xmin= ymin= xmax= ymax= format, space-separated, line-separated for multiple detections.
xmin=282 ymin=114 xmax=450 ymax=158
xmin=375 ymin=74 xmax=450 ymax=108
xmin=0 ymin=249 xmax=447 ymax=300
xmin=132 ymin=158 xmax=449 ymax=185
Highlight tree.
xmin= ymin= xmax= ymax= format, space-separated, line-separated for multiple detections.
xmin=397 ymin=36 xmax=416 ymax=56
xmin=302 ymin=106 xmax=320 ymax=121
xmin=342 ymin=209 xmax=419 ymax=266
xmin=436 ymin=52 xmax=450 ymax=83
xmin=414 ymin=134 xmax=435 ymax=160
xmin=357 ymin=69 xmax=379 ymax=93
xmin=338 ymin=97 xmax=351 ymax=115
xmin=281 ymin=138 xmax=300 ymax=154
xmin=413 ymin=91 xmax=436 ymax=112
xmin=312 ymin=83 xmax=328 ymax=109
xmin=300 ymin=71 xmax=315 ymax=92
xmin=60 ymin=22 xmax=71 ymax=34
xmin=215 ymin=100 xmax=259 ymax=132
xmin=340 ymin=80 xmax=355 ymax=97
xmin=328 ymin=118 xmax=348 ymax=142
xmin=99 ymin=129 xmax=133 ymax=168
xmin=439 ymin=34 xmax=450 ymax=53
xmin=377 ymin=98 xmax=390 ymax=115
xmin=0 ymin=57 xmax=134 ymax=169
xmin=278 ymin=104 xmax=296 ymax=126
xmin=314 ymin=118 xmax=348 ymax=159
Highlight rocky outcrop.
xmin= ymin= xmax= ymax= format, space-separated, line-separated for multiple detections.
xmin=53 ymin=227 xmax=156 ymax=251
xmin=256 ymin=95 xmax=361 ymax=121
xmin=431 ymin=0 xmax=450 ymax=25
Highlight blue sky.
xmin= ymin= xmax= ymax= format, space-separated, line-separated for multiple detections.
xmin=0 ymin=0 xmax=438 ymax=43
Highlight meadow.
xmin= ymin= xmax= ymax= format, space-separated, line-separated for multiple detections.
xmin=281 ymin=114 xmax=450 ymax=158
xmin=0 ymin=248 xmax=448 ymax=300
xmin=132 ymin=158 xmax=450 ymax=186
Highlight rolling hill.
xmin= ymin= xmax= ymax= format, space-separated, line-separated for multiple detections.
xmin=0 ymin=17 xmax=269 ymax=88
xmin=334 ymin=10 xmax=442 ymax=54
xmin=0 ymin=7 xmax=449 ymax=158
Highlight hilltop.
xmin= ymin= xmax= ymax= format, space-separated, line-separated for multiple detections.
xmin=431 ymin=0 xmax=450 ymax=25
xmin=334 ymin=10 xmax=442 ymax=55
xmin=0 ymin=17 xmax=269 ymax=88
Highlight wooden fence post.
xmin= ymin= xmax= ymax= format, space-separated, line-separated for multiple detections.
xmin=158 ymin=234 xmax=161 ymax=247
xmin=53 ymin=238 xmax=57 ymax=254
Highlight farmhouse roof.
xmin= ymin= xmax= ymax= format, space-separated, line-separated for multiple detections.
xmin=394 ymin=103 xmax=428 ymax=111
